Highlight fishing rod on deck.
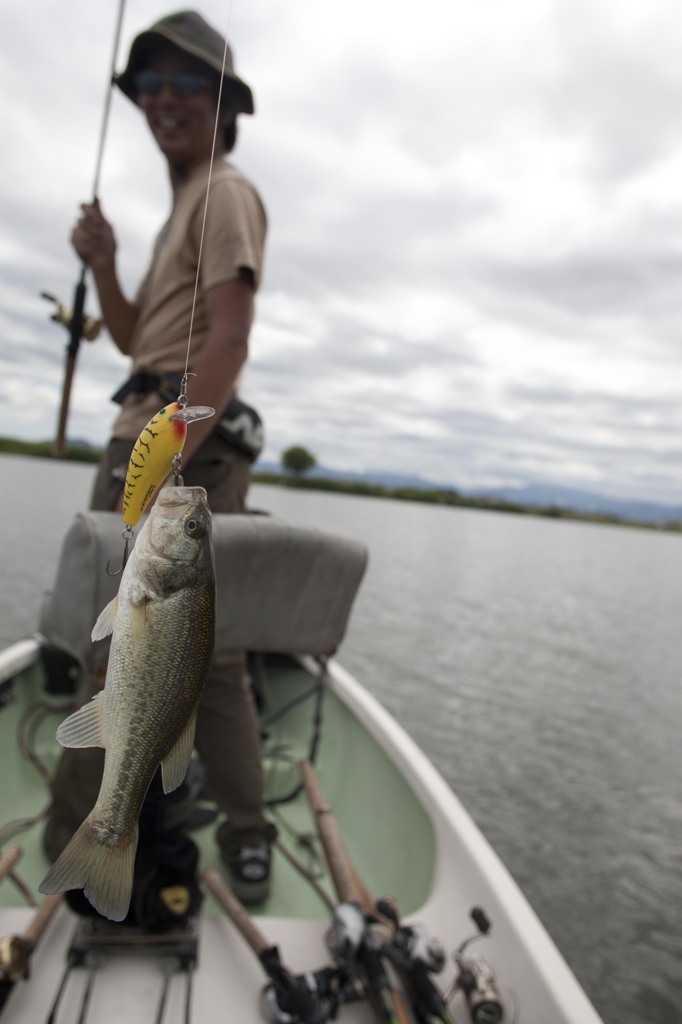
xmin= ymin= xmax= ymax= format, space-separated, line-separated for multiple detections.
xmin=44 ymin=0 xmax=127 ymax=458
xmin=0 ymin=891 xmax=64 ymax=1015
xmin=203 ymin=761 xmax=506 ymax=1024
xmin=299 ymin=760 xmax=418 ymax=1024
xmin=300 ymin=761 xmax=506 ymax=1024
xmin=201 ymin=868 xmax=358 ymax=1023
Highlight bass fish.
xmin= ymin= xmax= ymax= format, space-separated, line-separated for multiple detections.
xmin=40 ymin=485 xmax=216 ymax=921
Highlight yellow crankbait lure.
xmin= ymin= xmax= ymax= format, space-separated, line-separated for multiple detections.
xmin=105 ymin=393 xmax=214 ymax=577
xmin=122 ymin=401 xmax=214 ymax=527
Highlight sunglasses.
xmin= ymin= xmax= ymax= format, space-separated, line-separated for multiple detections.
xmin=134 ymin=70 xmax=213 ymax=99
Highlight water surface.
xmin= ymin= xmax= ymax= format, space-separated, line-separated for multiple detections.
xmin=1 ymin=455 xmax=680 ymax=1024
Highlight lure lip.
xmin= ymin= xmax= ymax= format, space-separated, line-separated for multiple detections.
xmin=169 ymin=405 xmax=215 ymax=424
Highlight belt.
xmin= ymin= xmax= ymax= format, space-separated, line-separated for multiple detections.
xmin=111 ymin=370 xmax=264 ymax=462
xmin=111 ymin=371 xmax=184 ymax=405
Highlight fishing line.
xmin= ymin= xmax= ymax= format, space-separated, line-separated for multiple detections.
xmin=106 ymin=4 xmax=238 ymax=557
xmin=183 ymin=0 xmax=235 ymax=381
xmin=104 ymin=4 xmax=238 ymax=564
xmin=91 ymin=0 xmax=128 ymax=202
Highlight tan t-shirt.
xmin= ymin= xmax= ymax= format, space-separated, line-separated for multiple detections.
xmin=112 ymin=158 xmax=267 ymax=440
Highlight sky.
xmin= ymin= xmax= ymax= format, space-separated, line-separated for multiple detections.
xmin=3 ymin=0 xmax=682 ymax=506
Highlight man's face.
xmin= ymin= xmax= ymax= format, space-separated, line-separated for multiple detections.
xmin=136 ymin=50 xmax=231 ymax=171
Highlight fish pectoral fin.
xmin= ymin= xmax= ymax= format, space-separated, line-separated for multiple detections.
xmin=161 ymin=710 xmax=197 ymax=794
xmin=130 ymin=577 xmax=155 ymax=606
xmin=91 ymin=596 xmax=118 ymax=642
xmin=56 ymin=692 xmax=106 ymax=748
xmin=130 ymin=601 xmax=147 ymax=646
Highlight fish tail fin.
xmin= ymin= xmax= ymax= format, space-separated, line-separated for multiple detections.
xmin=39 ymin=816 xmax=138 ymax=922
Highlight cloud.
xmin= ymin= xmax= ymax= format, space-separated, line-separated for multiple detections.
xmin=2 ymin=0 xmax=682 ymax=505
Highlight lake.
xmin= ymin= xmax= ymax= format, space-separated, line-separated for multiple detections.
xmin=1 ymin=453 xmax=680 ymax=1024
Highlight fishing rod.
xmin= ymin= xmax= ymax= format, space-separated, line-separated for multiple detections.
xmin=299 ymin=762 xmax=505 ymax=1024
xmin=47 ymin=0 xmax=127 ymax=458
xmin=0 ymin=893 xmax=63 ymax=1016
xmin=300 ymin=760 xmax=418 ymax=1024
xmin=374 ymin=899 xmax=454 ymax=1024
xmin=201 ymin=868 xmax=357 ymax=1023
xmin=0 ymin=847 xmax=23 ymax=888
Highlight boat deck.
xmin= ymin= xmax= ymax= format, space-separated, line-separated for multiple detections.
xmin=0 ymin=651 xmax=435 ymax=921
xmin=0 ymin=651 xmax=437 ymax=1022
xmin=0 ymin=644 xmax=607 ymax=1024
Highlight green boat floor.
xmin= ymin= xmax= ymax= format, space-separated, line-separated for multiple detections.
xmin=0 ymin=657 xmax=435 ymax=921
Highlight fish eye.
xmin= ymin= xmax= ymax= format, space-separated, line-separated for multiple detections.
xmin=186 ymin=517 xmax=202 ymax=535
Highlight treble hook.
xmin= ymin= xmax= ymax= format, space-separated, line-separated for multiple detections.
xmin=106 ymin=525 xmax=134 ymax=577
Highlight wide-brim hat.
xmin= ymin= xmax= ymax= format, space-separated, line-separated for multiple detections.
xmin=115 ymin=10 xmax=254 ymax=115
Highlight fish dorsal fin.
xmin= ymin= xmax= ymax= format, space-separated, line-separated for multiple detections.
xmin=56 ymin=692 xmax=106 ymax=748
xmin=91 ymin=597 xmax=118 ymax=642
xmin=160 ymin=710 xmax=197 ymax=794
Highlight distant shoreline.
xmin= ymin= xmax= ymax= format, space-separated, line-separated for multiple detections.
xmin=0 ymin=437 xmax=102 ymax=464
xmin=1 ymin=436 xmax=678 ymax=532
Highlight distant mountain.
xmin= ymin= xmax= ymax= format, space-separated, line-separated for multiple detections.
xmin=254 ymin=461 xmax=682 ymax=524
xmin=312 ymin=465 xmax=439 ymax=490
xmin=472 ymin=483 xmax=682 ymax=525
xmin=256 ymin=460 xmax=436 ymax=491
xmin=67 ymin=438 xmax=101 ymax=450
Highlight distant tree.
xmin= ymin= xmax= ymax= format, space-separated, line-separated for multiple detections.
xmin=281 ymin=445 xmax=317 ymax=478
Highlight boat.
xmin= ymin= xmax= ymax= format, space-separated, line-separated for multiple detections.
xmin=0 ymin=508 xmax=605 ymax=1023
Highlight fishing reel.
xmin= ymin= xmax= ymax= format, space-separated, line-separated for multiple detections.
xmin=324 ymin=902 xmax=366 ymax=963
xmin=41 ymin=290 xmax=102 ymax=341
xmin=259 ymin=964 xmax=358 ymax=1024
xmin=451 ymin=908 xmax=504 ymax=1024
xmin=384 ymin=915 xmax=450 ymax=1024
xmin=258 ymin=939 xmax=362 ymax=1024
xmin=0 ymin=934 xmax=30 ymax=985
xmin=381 ymin=910 xmax=446 ymax=976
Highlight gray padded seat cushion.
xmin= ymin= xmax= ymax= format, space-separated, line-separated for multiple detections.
xmin=39 ymin=510 xmax=368 ymax=674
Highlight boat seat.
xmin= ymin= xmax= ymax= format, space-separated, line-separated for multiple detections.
xmin=38 ymin=510 xmax=368 ymax=679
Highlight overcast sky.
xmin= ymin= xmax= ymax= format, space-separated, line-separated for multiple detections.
xmin=3 ymin=0 xmax=682 ymax=505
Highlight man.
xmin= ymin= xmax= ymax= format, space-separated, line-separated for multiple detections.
xmin=45 ymin=10 xmax=274 ymax=904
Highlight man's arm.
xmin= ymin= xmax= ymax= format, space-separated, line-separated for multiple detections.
xmin=178 ymin=272 xmax=254 ymax=463
xmin=111 ymin=272 xmax=254 ymax=512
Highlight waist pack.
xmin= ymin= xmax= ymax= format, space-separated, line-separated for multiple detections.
xmin=111 ymin=370 xmax=264 ymax=462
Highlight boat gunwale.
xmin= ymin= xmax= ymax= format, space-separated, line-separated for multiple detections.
xmin=320 ymin=655 xmax=605 ymax=1024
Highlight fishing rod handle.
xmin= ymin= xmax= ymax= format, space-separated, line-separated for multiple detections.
xmin=23 ymin=895 xmax=63 ymax=947
xmin=200 ymin=868 xmax=270 ymax=957
xmin=300 ymin=761 xmax=371 ymax=911
xmin=0 ymin=847 xmax=22 ymax=885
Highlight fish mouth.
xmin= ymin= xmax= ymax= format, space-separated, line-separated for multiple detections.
xmin=160 ymin=483 xmax=210 ymax=525
xmin=151 ymin=485 xmax=210 ymax=539
xmin=157 ymin=485 xmax=209 ymax=510
xmin=144 ymin=485 xmax=211 ymax=562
